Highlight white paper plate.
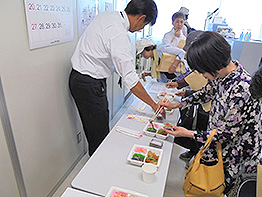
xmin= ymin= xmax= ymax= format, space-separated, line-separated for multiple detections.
xmin=106 ymin=186 xmax=148 ymax=197
xmin=127 ymin=144 xmax=163 ymax=167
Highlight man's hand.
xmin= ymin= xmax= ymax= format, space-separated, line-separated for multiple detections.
xmin=152 ymin=102 xmax=166 ymax=119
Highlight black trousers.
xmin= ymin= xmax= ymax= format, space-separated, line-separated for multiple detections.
xmin=175 ymin=105 xmax=209 ymax=155
xmin=69 ymin=69 xmax=109 ymax=156
xmin=174 ymin=137 xmax=202 ymax=155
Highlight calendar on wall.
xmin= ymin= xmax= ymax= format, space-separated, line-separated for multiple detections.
xmin=24 ymin=0 xmax=74 ymax=50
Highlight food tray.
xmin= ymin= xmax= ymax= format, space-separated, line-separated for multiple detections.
xmin=106 ymin=186 xmax=148 ymax=197
xmin=143 ymin=122 xmax=169 ymax=140
xmin=157 ymin=91 xmax=175 ymax=101
xmin=127 ymin=144 xmax=163 ymax=167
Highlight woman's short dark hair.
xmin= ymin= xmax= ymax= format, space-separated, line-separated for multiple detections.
xmin=250 ymin=67 xmax=262 ymax=99
xmin=172 ymin=12 xmax=185 ymax=22
xmin=187 ymin=31 xmax=232 ymax=76
xmin=125 ymin=0 xmax=158 ymax=26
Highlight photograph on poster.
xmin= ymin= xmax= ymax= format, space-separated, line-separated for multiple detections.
xmin=105 ymin=1 xmax=113 ymax=11
xmin=78 ymin=0 xmax=99 ymax=35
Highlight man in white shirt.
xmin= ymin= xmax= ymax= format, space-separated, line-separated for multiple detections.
xmin=69 ymin=0 xmax=159 ymax=156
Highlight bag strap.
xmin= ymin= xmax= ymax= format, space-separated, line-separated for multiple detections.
xmin=200 ymin=129 xmax=217 ymax=154
xmin=216 ymin=142 xmax=222 ymax=161
xmin=188 ymin=129 xmax=222 ymax=174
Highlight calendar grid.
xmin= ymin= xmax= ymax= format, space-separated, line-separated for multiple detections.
xmin=24 ymin=0 xmax=74 ymax=49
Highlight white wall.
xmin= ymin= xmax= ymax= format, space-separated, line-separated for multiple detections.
xmin=152 ymin=0 xmax=262 ymax=41
xmin=0 ymin=0 xmax=85 ymax=196
xmin=219 ymin=0 xmax=262 ymax=40
xmin=152 ymin=0 xmax=220 ymax=41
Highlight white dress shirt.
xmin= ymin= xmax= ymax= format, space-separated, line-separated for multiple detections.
xmin=71 ymin=11 xmax=139 ymax=90
xmin=157 ymin=28 xmax=186 ymax=60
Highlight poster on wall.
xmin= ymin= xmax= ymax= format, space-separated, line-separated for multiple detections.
xmin=23 ymin=0 xmax=74 ymax=50
xmin=105 ymin=0 xmax=113 ymax=11
xmin=78 ymin=0 xmax=99 ymax=36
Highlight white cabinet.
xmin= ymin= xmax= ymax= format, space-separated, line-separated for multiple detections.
xmin=228 ymin=39 xmax=262 ymax=74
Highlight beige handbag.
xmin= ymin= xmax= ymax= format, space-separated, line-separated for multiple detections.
xmin=183 ymin=129 xmax=225 ymax=197
xmin=184 ymin=70 xmax=208 ymax=91
xmin=156 ymin=39 xmax=186 ymax=73
xmin=156 ymin=53 xmax=177 ymax=72
xmin=184 ymin=70 xmax=211 ymax=112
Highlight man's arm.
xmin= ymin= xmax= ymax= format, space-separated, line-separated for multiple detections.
xmin=130 ymin=81 xmax=159 ymax=112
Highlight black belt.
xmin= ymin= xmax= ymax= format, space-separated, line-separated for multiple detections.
xmin=71 ymin=69 xmax=106 ymax=82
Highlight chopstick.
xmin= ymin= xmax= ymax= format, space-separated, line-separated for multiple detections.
xmin=115 ymin=125 xmax=143 ymax=138
xmin=150 ymin=106 xmax=163 ymax=122
xmin=149 ymin=98 xmax=168 ymax=122
xmin=166 ymin=79 xmax=174 ymax=89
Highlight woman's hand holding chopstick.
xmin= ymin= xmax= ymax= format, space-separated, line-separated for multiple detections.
xmin=166 ymin=81 xmax=178 ymax=89
xmin=158 ymin=99 xmax=182 ymax=109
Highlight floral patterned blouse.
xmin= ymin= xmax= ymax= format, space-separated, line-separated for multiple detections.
xmin=180 ymin=61 xmax=262 ymax=189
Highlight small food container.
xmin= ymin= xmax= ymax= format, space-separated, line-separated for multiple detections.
xmin=127 ymin=144 xmax=163 ymax=167
xmin=143 ymin=122 xmax=169 ymax=140
xmin=164 ymin=122 xmax=173 ymax=130
xmin=155 ymin=128 xmax=168 ymax=140
xmin=143 ymin=122 xmax=158 ymax=137
xmin=106 ymin=186 xmax=148 ymax=197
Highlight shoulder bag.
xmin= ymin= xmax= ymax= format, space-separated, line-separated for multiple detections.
xmin=183 ymin=129 xmax=225 ymax=197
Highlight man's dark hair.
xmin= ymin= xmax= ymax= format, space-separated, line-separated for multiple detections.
xmin=125 ymin=0 xmax=158 ymax=25
xmin=187 ymin=31 xmax=231 ymax=77
xmin=172 ymin=12 xmax=185 ymax=23
xmin=250 ymin=67 xmax=262 ymax=99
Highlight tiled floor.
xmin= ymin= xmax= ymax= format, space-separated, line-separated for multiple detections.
xmin=163 ymin=144 xmax=187 ymax=197
xmin=52 ymin=153 xmax=90 ymax=196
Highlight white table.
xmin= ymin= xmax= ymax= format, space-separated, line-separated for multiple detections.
xmin=72 ymin=84 xmax=180 ymax=197
xmin=61 ymin=187 xmax=100 ymax=197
